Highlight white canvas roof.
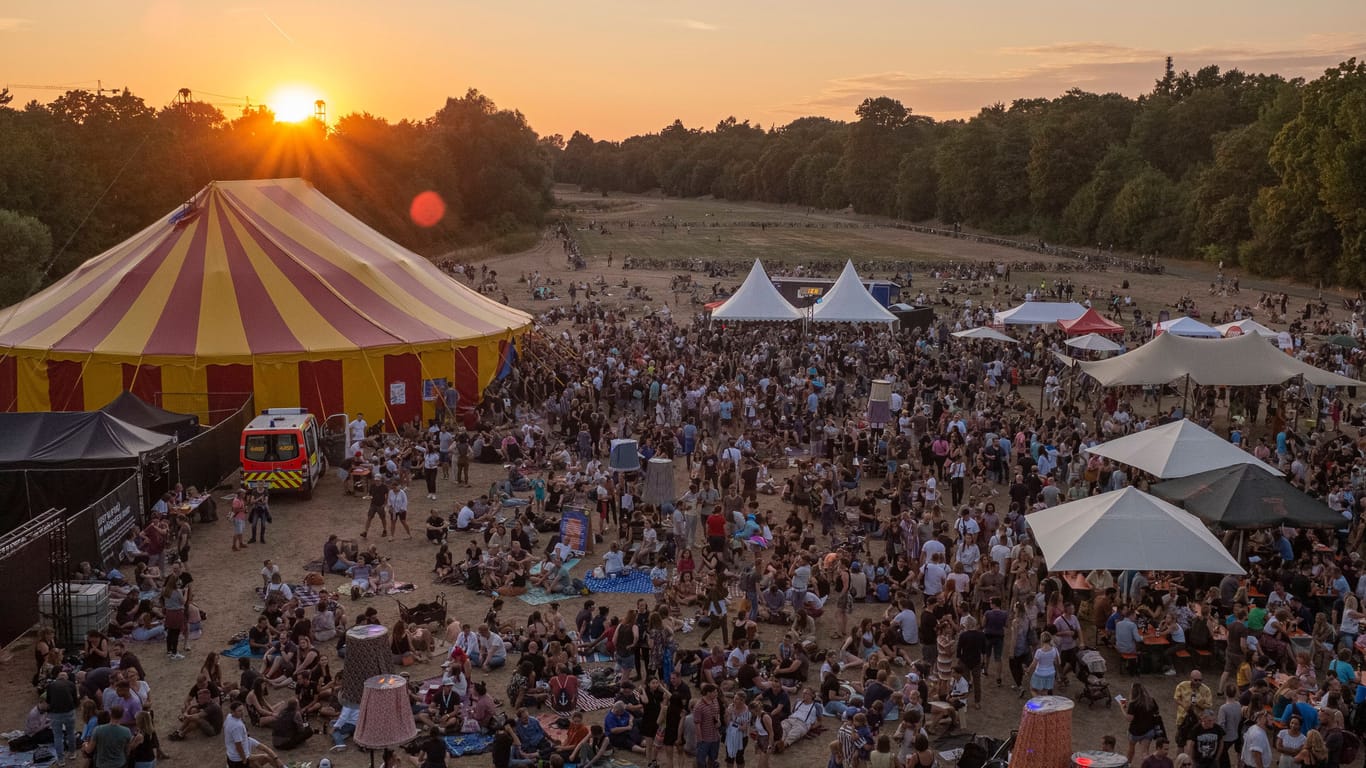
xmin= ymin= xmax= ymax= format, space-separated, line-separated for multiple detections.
xmin=1064 ymin=333 xmax=1122 ymax=352
xmin=1085 ymin=418 xmax=1283 ymax=478
xmin=993 ymin=301 xmax=1087 ymax=326
xmin=1076 ymin=331 xmax=1361 ymax=387
xmin=952 ymin=327 xmax=1018 ymax=343
xmin=1025 ymin=487 xmax=1244 ymax=574
xmin=710 ymin=260 xmax=803 ymax=322
xmin=1153 ymin=316 xmax=1221 ymax=337
xmin=810 ymin=261 xmax=898 ymax=325
xmin=1215 ymin=319 xmax=1278 ymax=338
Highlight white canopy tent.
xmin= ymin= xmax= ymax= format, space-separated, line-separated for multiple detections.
xmin=1153 ymin=316 xmax=1221 ymax=338
xmin=952 ymin=326 xmax=1018 ymax=343
xmin=1025 ymin=487 xmax=1244 ymax=574
xmin=1085 ymin=418 xmax=1283 ymax=478
xmin=1215 ymin=319 xmax=1278 ymax=338
xmin=710 ymin=259 xmax=804 ymax=322
xmin=993 ymin=301 xmax=1087 ymax=326
xmin=809 ymin=260 xmax=898 ymax=325
xmin=1064 ymin=333 xmax=1122 ymax=352
xmin=1075 ymin=331 xmax=1361 ymax=387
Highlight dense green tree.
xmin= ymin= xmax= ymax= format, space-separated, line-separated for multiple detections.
xmin=0 ymin=85 xmax=557 ymax=301
xmin=0 ymin=210 xmax=50 ymax=306
xmin=1247 ymin=59 xmax=1366 ymax=282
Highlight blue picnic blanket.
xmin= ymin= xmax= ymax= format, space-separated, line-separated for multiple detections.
xmin=443 ymin=734 xmax=495 ymax=756
xmin=221 ymin=639 xmax=263 ymax=659
xmin=517 ymin=587 xmax=563 ymax=606
xmin=583 ymin=570 xmax=653 ymax=594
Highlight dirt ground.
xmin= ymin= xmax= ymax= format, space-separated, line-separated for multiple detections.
xmin=0 ymin=189 xmax=1350 ymax=768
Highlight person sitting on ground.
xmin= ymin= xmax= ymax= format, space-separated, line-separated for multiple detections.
xmin=323 ymin=535 xmax=356 ymax=576
xmin=170 ymin=683 xmax=224 ymax=737
xmin=425 ymin=511 xmax=448 ymax=544
xmin=348 ymin=556 xmax=375 ymax=597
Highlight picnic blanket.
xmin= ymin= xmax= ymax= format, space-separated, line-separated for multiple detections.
xmin=221 ymin=639 xmax=263 ymax=659
xmin=537 ymin=713 xmax=570 ymax=744
xmin=255 ymin=586 xmax=321 ymax=607
xmin=584 ymin=651 xmax=614 ymax=664
xmin=583 ymin=570 xmax=653 ymax=594
xmin=303 ymin=560 xmax=326 ymax=573
xmin=517 ymin=587 xmax=563 ymax=606
xmin=0 ymin=751 xmax=35 ymax=768
xmin=443 ymin=734 xmax=494 ymax=757
xmin=576 ymin=690 xmax=616 ymax=711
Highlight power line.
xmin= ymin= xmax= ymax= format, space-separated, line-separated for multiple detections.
xmin=8 ymin=80 xmax=121 ymax=96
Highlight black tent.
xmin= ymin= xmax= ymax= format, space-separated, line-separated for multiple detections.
xmin=889 ymin=303 xmax=935 ymax=332
xmin=1150 ymin=464 xmax=1344 ymax=530
xmin=100 ymin=391 xmax=200 ymax=442
xmin=0 ymin=412 xmax=175 ymax=535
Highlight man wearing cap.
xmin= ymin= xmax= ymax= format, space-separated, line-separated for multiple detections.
xmin=419 ymin=679 xmax=462 ymax=732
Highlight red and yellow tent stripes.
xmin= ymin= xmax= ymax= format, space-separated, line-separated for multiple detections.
xmin=0 ymin=178 xmax=531 ymax=425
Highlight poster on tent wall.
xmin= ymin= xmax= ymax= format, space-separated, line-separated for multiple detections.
xmin=558 ymin=506 xmax=591 ymax=553
xmin=422 ymin=379 xmax=450 ymax=402
xmin=90 ymin=476 xmax=142 ymax=569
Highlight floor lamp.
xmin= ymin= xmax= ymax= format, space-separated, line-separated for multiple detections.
xmin=354 ymin=674 xmax=418 ymax=768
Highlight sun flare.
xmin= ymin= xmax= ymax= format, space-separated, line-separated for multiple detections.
xmin=267 ymin=86 xmax=320 ymax=123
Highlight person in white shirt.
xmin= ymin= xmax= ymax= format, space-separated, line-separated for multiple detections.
xmin=456 ymin=503 xmax=477 ymax=531
xmin=921 ymin=537 xmax=946 ymax=564
xmin=602 ymin=543 xmax=626 ymax=575
xmin=891 ymin=600 xmax=920 ymax=664
xmin=922 ymin=553 xmax=950 ymax=598
xmin=453 ymin=626 xmax=481 ymax=660
xmin=386 ymin=482 xmax=411 ymax=538
xmin=552 ymin=539 xmax=575 ymax=563
xmin=1241 ymin=709 xmax=1272 ymax=768
xmin=348 ymin=415 xmax=367 ymax=443
xmin=224 ymin=701 xmax=251 ymax=765
xmin=475 ymin=624 xmax=507 ymax=670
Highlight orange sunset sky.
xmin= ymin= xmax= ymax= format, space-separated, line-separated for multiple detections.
xmin=3 ymin=1 xmax=1364 ymax=140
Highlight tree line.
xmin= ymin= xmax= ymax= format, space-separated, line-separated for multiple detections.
xmin=554 ymin=58 xmax=1366 ymax=287
xmin=0 ymin=87 xmax=558 ymax=307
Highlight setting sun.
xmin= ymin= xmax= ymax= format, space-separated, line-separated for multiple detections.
xmin=267 ymin=86 xmax=321 ymax=123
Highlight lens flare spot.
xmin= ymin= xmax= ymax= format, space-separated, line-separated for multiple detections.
xmin=410 ymin=191 xmax=446 ymax=228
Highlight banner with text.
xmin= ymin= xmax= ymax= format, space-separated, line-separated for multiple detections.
xmin=558 ymin=506 xmax=591 ymax=553
xmin=90 ymin=476 xmax=142 ymax=569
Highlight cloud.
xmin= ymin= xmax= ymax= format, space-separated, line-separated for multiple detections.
xmin=777 ymin=37 xmax=1366 ymax=121
xmin=0 ymin=17 xmax=32 ymax=31
xmin=664 ymin=18 xmax=717 ymax=31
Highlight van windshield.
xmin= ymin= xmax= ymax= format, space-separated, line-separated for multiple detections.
xmin=245 ymin=433 xmax=300 ymax=462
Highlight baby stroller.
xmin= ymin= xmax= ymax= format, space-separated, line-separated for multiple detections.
xmin=1075 ymin=649 xmax=1112 ymax=708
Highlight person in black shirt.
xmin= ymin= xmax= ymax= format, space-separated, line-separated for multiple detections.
xmin=248 ymin=616 xmax=272 ymax=655
xmin=955 ymin=616 xmax=988 ymax=707
xmin=419 ymin=682 xmax=462 ymax=732
xmin=417 ymin=727 xmax=448 ymax=768
xmin=1185 ymin=710 xmax=1224 ymax=768
xmin=574 ymin=601 xmax=596 ymax=638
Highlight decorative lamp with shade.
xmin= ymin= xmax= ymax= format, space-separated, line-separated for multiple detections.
xmin=354 ymin=674 xmax=418 ymax=768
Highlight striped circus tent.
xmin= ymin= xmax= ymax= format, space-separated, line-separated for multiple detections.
xmin=0 ymin=178 xmax=531 ymax=426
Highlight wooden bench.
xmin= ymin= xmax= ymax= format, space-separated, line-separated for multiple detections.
xmin=1120 ymin=652 xmax=1140 ymax=675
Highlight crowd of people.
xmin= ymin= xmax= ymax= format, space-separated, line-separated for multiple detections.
xmin=17 ymin=256 xmax=1366 ymax=768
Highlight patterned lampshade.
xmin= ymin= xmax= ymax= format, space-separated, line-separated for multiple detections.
xmin=354 ymin=674 xmax=417 ymax=749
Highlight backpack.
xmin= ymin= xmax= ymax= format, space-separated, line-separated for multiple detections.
xmin=1340 ymin=730 xmax=1361 ymax=765
xmin=550 ymin=676 xmax=574 ymax=710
